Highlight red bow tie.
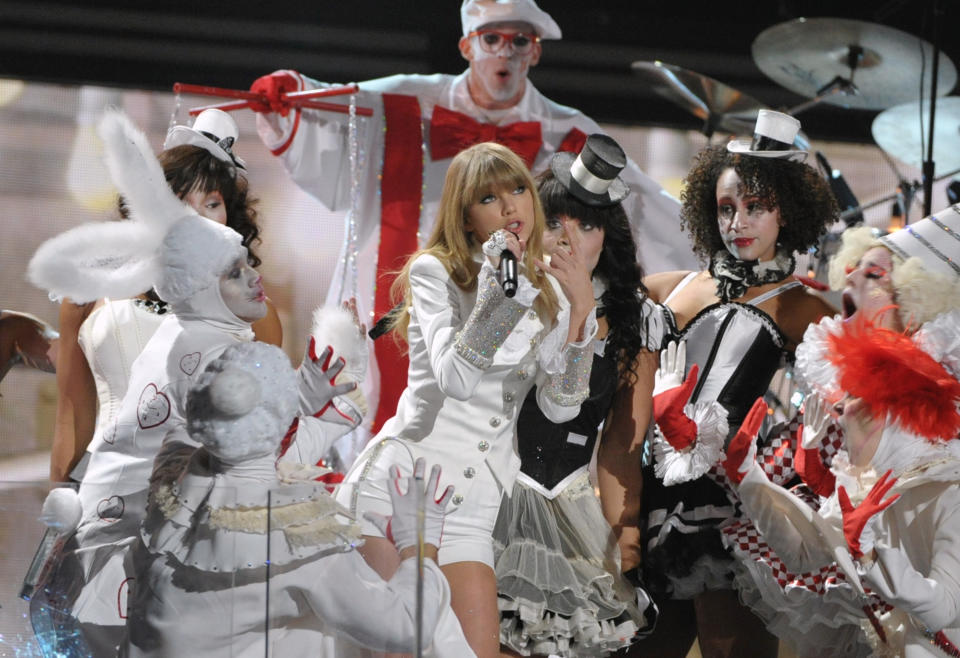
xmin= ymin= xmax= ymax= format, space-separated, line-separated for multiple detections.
xmin=429 ymin=105 xmax=542 ymax=167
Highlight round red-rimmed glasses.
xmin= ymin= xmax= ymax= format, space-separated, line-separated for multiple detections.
xmin=468 ymin=30 xmax=540 ymax=55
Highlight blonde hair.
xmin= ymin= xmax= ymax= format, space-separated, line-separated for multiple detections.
xmin=829 ymin=225 xmax=960 ymax=328
xmin=389 ymin=142 xmax=558 ymax=343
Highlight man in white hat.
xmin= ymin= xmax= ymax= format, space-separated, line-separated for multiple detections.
xmin=248 ymin=0 xmax=697 ymax=442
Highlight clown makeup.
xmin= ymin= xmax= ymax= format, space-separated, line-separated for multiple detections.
xmin=465 ymin=183 xmax=535 ymax=245
xmin=544 ymin=215 xmax=604 ymax=274
xmin=842 ymin=246 xmax=901 ymax=330
xmin=834 ymin=396 xmax=885 ymax=467
xmin=461 ymin=21 xmax=541 ymax=109
xmin=715 ymin=168 xmax=781 ymax=262
xmin=219 ymin=256 xmax=267 ymax=322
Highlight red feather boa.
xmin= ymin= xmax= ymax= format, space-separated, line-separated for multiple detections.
xmin=827 ymin=317 xmax=960 ymax=441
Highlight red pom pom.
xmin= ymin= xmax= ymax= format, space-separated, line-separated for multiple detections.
xmin=827 ymin=317 xmax=960 ymax=441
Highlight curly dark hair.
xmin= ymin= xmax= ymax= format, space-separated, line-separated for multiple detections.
xmin=679 ymin=146 xmax=838 ymax=262
xmin=538 ymin=170 xmax=651 ymax=383
xmin=119 ymin=144 xmax=263 ymax=266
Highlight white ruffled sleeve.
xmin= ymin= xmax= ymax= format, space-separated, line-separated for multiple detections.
xmin=651 ymin=400 xmax=729 ymax=485
xmin=737 ymin=464 xmax=837 ymax=573
xmin=913 ymin=309 xmax=960 ymax=382
xmin=294 ymin=551 xmax=474 ymax=655
xmin=859 ymin=488 xmax=960 ymax=632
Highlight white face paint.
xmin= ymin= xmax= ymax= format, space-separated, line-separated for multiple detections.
xmin=218 ymin=256 xmax=267 ymax=322
xmin=461 ymin=21 xmax=541 ymax=110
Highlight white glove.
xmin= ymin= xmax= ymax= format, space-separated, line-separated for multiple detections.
xmin=653 ymin=340 xmax=686 ymax=396
xmin=364 ymin=458 xmax=454 ymax=551
xmin=801 ymin=392 xmax=832 ymax=450
xmin=297 ymin=339 xmax=361 ymax=426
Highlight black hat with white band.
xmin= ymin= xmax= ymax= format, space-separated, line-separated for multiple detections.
xmin=549 ymin=133 xmax=630 ymax=207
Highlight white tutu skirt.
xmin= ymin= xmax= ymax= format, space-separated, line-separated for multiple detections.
xmin=493 ymin=471 xmax=649 ymax=657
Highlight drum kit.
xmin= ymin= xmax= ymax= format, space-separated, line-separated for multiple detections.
xmin=632 ymin=16 xmax=959 ymax=242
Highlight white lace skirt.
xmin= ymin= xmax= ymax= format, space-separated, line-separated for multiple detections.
xmin=493 ymin=470 xmax=649 ymax=657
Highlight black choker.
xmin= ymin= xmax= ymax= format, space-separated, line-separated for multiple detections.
xmin=133 ymin=298 xmax=170 ymax=315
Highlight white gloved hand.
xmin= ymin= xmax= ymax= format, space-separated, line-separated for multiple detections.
xmin=801 ymin=392 xmax=832 ymax=450
xmin=364 ymin=458 xmax=454 ymax=551
xmin=297 ymin=338 xmax=360 ymax=425
xmin=653 ymin=340 xmax=686 ymax=396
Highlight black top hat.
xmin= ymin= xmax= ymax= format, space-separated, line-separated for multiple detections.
xmin=549 ymin=134 xmax=630 ymax=207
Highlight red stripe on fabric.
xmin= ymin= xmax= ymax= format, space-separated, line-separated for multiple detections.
xmin=271 ymin=108 xmax=301 ymax=157
xmin=372 ymin=93 xmax=422 ymax=432
xmin=557 ymin=127 xmax=588 ymax=154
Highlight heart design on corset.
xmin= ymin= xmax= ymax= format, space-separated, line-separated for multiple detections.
xmin=96 ymin=495 xmax=125 ymax=522
xmin=138 ymin=384 xmax=170 ymax=429
xmin=102 ymin=421 xmax=118 ymax=445
xmin=179 ymin=352 xmax=201 ymax=375
xmin=118 ymin=577 xmax=133 ymax=619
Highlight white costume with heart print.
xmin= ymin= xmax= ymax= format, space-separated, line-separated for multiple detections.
xmin=71 ymin=313 xmax=251 ymax=634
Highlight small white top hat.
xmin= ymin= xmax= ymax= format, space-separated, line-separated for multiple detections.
xmin=460 ymin=0 xmax=561 ymax=39
xmin=164 ymin=108 xmax=246 ymax=170
xmin=727 ymin=109 xmax=807 ymax=162
xmin=880 ymin=204 xmax=960 ymax=280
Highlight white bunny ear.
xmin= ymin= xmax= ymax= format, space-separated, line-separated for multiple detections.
xmin=27 ymin=220 xmax=161 ymax=303
xmin=97 ymin=108 xmax=195 ymax=234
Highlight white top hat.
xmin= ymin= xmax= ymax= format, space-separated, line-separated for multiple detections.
xmin=880 ymin=204 xmax=960 ymax=280
xmin=460 ymin=0 xmax=561 ymax=39
xmin=727 ymin=109 xmax=807 ymax=162
xmin=164 ymin=108 xmax=246 ymax=170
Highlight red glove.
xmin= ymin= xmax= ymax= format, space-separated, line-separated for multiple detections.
xmin=249 ymin=71 xmax=299 ymax=116
xmin=794 ymin=425 xmax=836 ymax=497
xmin=722 ymin=397 xmax=768 ymax=485
xmin=652 ymin=364 xmax=699 ymax=450
xmin=838 ymin=469 xmax=899 ymax=559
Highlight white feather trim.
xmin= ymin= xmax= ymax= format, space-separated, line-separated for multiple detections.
xmin=186 ymin=343 xmax=297 ymax=462
xmin=39 ymin=488 xmax=82 ymax=534
xmin=309 ymin=305 xmax=369 ymax=381
xmin=652 ymin=400 xmax=729 ymax=486
xmin=155 ymin=216 xmax=243 ymax=304
xmin=97 ymin=108 xmax=193 ymax=235
xmin=27 ymin=220 xmax=161 ymax=303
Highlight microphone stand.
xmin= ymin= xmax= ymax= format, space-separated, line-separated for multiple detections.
xmin=922 ymin=0 xmax=943 ymax=217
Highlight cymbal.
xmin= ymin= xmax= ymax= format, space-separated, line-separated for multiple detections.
xmin=753 ymin=18 xmax=957 ymax=110
xmin=872 ymin=96 xmax=960 ymax=173
xmin=631 ymin=60 xmax=765 ymax=136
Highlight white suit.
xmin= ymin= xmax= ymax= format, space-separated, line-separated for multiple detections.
xmin=256 ymin=70 xmax=695 ymax=424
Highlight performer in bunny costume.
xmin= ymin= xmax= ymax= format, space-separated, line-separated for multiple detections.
xmin=248 ymin=0 xmax=696 ymax=432
xmin=725 ymin=206 xmax=960 ymax=657
xmin=27 ymin=110 xmax=364 ymax=655
xmin=123 ymin=341 xmax=472 ymax=657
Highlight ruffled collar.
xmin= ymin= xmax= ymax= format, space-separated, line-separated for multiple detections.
xmin=709 ymin=248 xmax=795 ymax=302
xmin=142 ymin=443 xmax=361 ymax=572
